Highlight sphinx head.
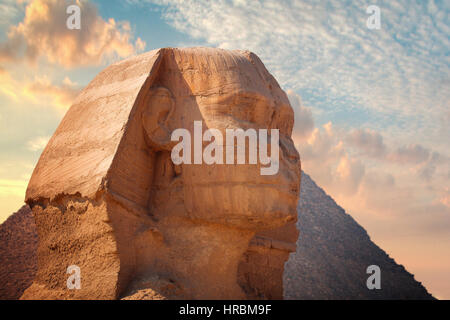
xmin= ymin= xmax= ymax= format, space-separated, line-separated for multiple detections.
xmin=142 ymin=48 xmax=301 ymax=231
xmin=22 ymin=47 xmax=301 ymax=299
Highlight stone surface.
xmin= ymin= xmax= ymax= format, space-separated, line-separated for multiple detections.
xmin=0 ymin=172 xmax=433 ymax=299
xmin=0 ymin=205 xmax=37 ymax=300
xmin=20 ymin=47 xmax=301 ymax=299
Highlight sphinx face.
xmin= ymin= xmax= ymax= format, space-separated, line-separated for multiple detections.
xmin=151 ymin=49 xmax=301 ymax=230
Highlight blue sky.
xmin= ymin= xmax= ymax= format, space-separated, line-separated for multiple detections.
xmin=0 ymin=0 xmax=449 ymax=298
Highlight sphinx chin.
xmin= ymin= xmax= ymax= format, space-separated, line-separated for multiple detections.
xmin=22 ymin=47 xmax=301 ymax=300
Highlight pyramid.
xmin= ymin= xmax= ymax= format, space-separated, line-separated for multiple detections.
xmin=284 ymin=172 xmax=433 ymax=299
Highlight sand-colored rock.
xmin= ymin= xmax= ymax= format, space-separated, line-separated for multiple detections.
xmin=21 ymin=48 xmax=301 ymax=300
xmin=0 ymin=205 xmax=37 ymax=300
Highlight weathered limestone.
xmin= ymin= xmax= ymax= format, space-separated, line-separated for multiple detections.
xmin=21 ymin=48 xmax=301 ymax=300
xmin=238 ymin=222 xmax=299 ymax=299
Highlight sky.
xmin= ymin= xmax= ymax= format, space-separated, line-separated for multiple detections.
xmin=0 ymin=0 xmax=449 ymax=298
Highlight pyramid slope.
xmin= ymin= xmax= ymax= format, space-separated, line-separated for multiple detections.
xmin=284 ymin=172 xmax=433 ymax=299
xmin=0 ymin=205 xmax=37 ymax=300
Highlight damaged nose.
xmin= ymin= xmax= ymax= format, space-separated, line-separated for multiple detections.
xmin=279 ymin=135 xmax=301 ymax=181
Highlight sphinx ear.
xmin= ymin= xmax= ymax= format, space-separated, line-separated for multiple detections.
xmin=142 ymin=86 xmax=176 ymax=151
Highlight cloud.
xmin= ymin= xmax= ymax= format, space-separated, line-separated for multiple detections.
xmin=26 ymin=135 xmax=50 ymax=151
xmin=346 ymin=128 xmax=387 ymax=158
xmin=287 ymin=90 xmax=314 ymax=143
xmin=0 ymin=0 xmax=146 ymax=68
xmin=336 ymin=155 xmax=365 ymax=196
xmin=440 ymin=187 xmax=450 ymax=208
xmin=25 ymin=76 xmax=80 ymax=109
xmin=288 ymin=88 xmax=448 ymax=218
xmin=0 ymin=0 xmax=22 ymax=26
xmin=354 ymin=170 xmax=410 ymax=218
xmin=0 ymin=70 xmax=80 ymax=109
xmin=149 ymin=0 xmax=450 ymax=153
xmin=388 ymin=144 xmax=430 ymax=165
xmin=300 ymin=122 xmax=344 ymax=162
xmin=296 ymin=120 xmax=366 ymax=197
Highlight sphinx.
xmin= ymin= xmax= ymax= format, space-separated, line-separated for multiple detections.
xmin=21 ymin=47 xmax=301 ymax=300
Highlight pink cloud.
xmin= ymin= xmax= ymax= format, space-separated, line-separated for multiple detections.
xmin=388 ymin=144 xmax=430 ymax=164
xmin=287 ymin=90 xmax=315 ymax=143
xmin=346 ymin=128 xmax=387 ymax=158
xmin=0 ymin=0 xmax=146 ymax=68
